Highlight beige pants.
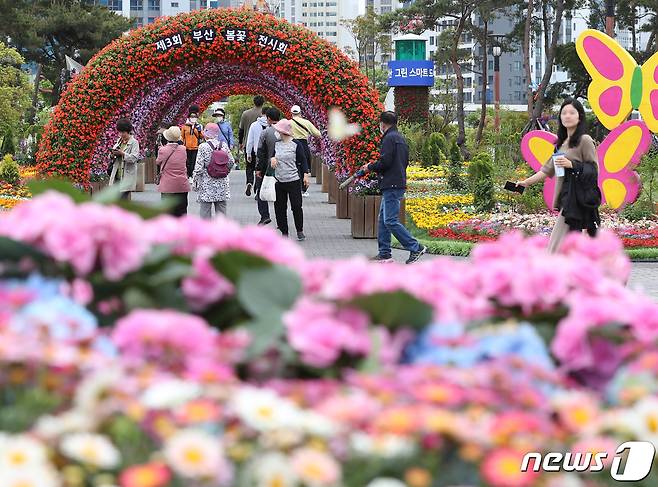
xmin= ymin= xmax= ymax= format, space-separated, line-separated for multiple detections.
xmin=547 ymin=211 xmax=570 ymax=253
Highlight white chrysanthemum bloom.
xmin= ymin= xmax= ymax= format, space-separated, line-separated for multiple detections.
xmin=251 ymin=451 xmax=298 ymax=487
xmin=0 ymin=466 xmax=61 ymax=487
xmin=350 ymin=433 xmax=415 ymax=458
xmin=625 ymin=396 xmax=658 ymax=447
xmin=34 ymin=410 xmax=96 ymax=440
xmin=74 ymin=367 xmax=123 ymax=413
xmin=0 ymin=435 xmax=49 ymax=470
xmin=298 ymin=412 xmax=340 ymax=438
xmin=230 ymin=387 xmax=301 ymax=432
xmin=140 ymin=379 xmax=202 ymax=410
xmin=365 ymin=478 xmax=408 ymax=487
xmin=163 ymin=429 xmax=225 ymax=479
xmin=60 ymin=433 xmax=121 ymax=469
xmin=290 ymin=448 xmax=341 ymax=487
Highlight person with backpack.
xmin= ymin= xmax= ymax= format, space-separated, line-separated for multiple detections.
xmin=269 ymin=119 xmax=309 ymax=240
xmin=181 ymin=106 xmax=204 ymax=180
xmin=156 ymin=126 xmax=189 ymax=217
xmin=290 ymin=105 xmax=321 ymax=197
xmin=192 ymin=123 xmax=234 ymax=219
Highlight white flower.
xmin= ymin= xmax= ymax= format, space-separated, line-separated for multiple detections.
xmin=298 ymin=412 xmax=340 ymax=438
xmin=34 ymin=410 xmax=96 ymax=440
xmin=365 ymin=479 xmax=408 ymax=487
xmin=0 ymin=466 xmax=61 ymax=487
xmin=164 ymin=429 xmax=225 ymax=479
xmin=623 ymin=396 xmax=658 ymax=447
xmin=290 ymin=448 xmax=341 ymax=486
xmin=251 ymin=451 xmax=298 ymax=487
xmin=74 ymin=367 xmax=123 ymax=412
xmin=60 ymin=433 xmax=121 ymax=469
xmin=230 ymin=387 xmax=300 ymax=432
xmin=0 ymin=435 xmax=49 ymax=470
xmin=350 ymin=433 xmax=415 ymax=458
xmin=140 ymin=379 xmax=202 ymax=410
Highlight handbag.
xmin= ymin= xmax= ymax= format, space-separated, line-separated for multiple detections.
xmin=155 ymin=148 xmax=175 ymax=185
xmin=259 ymin=167 xmax=277 ymax=202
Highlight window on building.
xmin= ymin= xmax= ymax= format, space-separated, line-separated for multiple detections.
xmin=130 ymin=0 xmax=142 ymax=10
xmin=464 ymin=92 xmax=472 ymax=102
xmin=148 ymin=0 xmax=159 ymax=8
xmin=147 ymin=16 xmax=156 ymax=23
xmin=107 ymin=0 xmax=122 ymax=10
xmin=170 ymin=1 xmax=178 ymax=6
xmin=488 ymin=60 xmax=493 ymax=70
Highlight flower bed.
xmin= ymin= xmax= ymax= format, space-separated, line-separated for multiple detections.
xmin=1 ymin=189 xmax=658 ymax=486
xmin=406 ymin=194 xmax=476 ymax=230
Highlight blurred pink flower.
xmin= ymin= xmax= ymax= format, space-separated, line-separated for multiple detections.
xmin=182 ymin=256 xmax=234 ymax=311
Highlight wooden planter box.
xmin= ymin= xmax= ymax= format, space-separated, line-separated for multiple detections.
xmin=328 ymin=170 xmax=338 ymax=204
xmin=89 ymin=180 xmax=109 ymax=195
xmin=336 ymin=187 xmax=350 ymax=219
xmin=316 ymin=159 xmax=323 ymax=185
xmin=351 ymin=195 xmax=406 ymax=239
xmin=144 ymin=156 xmax=156 ymax=184
xmin=310 ymin=155 xmax=318 ymax=177
xmin=321 ymin=164 xmax=330 ymax=193
xmin=135 ymin=162 xmax=146 ymax=192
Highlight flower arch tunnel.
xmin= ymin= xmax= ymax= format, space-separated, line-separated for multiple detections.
xmin=36 ymin=8 xmax=383 ymax=185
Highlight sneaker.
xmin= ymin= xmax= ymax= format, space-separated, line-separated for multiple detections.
xmin=297 ymin=231 xmax=306 ymax=241
xmin=406 ymin=245 xmax=427 ymax=264
xmin=369 ymin=255 xmax=394 ymax=263
xmin=245 ymin=183 xmax=253 ymax=197
xmin=258 ymin=218 xmax=271 ymax=226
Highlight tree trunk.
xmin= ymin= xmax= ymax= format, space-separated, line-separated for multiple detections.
xmin=476 ymin=19 xmax=488 ymax=145
xmin=28 ymin=63 xmax=42 ymax=124
xmin=524 ymin=0 xmax=535 ymax=117
xmin=531 ymin=0 xmax=565 ymax=124
xmin=451 ymin=16 xmax=469 ymax=158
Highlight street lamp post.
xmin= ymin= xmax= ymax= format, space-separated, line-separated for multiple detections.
xmin=492 ymin=44 xmax=501 ymax=132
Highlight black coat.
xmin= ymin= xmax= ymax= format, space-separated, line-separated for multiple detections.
xmin=560 ymin=159 xmax=601 ymax=232
xmin=367 ymin=127 xmax=409 ymax=190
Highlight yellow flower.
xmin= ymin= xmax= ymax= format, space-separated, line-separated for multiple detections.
xmin=406 ymin=194 xmax=475 ymax=230
xmin=407 ymin=165 xmax=445 ymax=180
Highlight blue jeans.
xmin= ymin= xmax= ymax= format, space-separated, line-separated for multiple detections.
xmin=378 ymin=188 xmax=420 ymax=258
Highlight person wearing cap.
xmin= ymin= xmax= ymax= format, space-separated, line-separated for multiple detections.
xmin=156 ymin=126 xmax=190 ymax=216
xmin=212 ymin=107 xmax=235 ymax=150
xmin=290 ymin=105 xmax=321 ymax=197
xmin=269 ymin=119 xmax=309 ymax=240
xmin=109 ymin=118 xmax=140 ymax=201
xmin=180 ymin=105 xmax=204 ymax=179
xmin=192 ymin=122 xmax=234 ymax=219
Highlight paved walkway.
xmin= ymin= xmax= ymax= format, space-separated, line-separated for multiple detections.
xmin=132 ymin=170 xmax=658 ymax=300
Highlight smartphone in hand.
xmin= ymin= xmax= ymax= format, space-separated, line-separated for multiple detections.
xmin=504 ymin=181 xmax=525 ymax=194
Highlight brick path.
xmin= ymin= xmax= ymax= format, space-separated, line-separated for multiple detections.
xmin=132 ymin=169 xmax=658 ymax=299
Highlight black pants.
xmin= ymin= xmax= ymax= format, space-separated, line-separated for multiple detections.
xmin=295 ymin=139 xmax=311 ymax=192
xmin=186 ymin=149 xmax=197 ymax=178
xmin=274 ymin=179 xmax=303 ymax=235
xmin=254 ymin=175 xmax=270 ymax=220
xmin=245 ymin=150 xmax=256 ymax=186
xmin=162 ymin=192 xmax=188 ymax=217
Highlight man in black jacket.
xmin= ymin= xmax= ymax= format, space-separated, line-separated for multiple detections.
xmin=253 ymin=107 xmax=282 ymax=225
xmin=361 ymin=111 xmax=426 ymax=264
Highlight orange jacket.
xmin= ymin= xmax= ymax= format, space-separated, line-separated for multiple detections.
xmin=181 ymin=123 xmax=204 ymax=150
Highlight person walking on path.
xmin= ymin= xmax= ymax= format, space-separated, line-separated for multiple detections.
xmin=181 ymin=106 xmax=204 ymax=179
xmin=212 ymin=107 xmax=235 ymax=150
xmin=239 ymin=95 xmax=265 ymax=194
xmin=270 ymin=119 xmax=309 ymax=240
xmin=361 ymin=111 xmax=426 ymax=264
xmin=254 ymin=107 xmax=282 ymax=226
xmin=192 ymin=123 xmax=234 ymax=219
xmin=290 ymin=105 xmax=321 ymax=197
xmin=517 ymin=98 xmax=600 ymax=253
xmin=245 ymin=107 xmax=268 ymax=196
xmin=156 ymin=126 xmax=190 ymax=217
xmin=109 ymin=118 xmax=140 ymax=201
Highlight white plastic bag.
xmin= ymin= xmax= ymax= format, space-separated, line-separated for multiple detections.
xmin=259 ymin=175 xmax=277 ymax=202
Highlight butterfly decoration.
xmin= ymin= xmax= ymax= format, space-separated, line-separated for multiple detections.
xmin=327 ymin=107 xmax=361 ymax=142
xmin=576 ymin=29 xmax=658 ymax=132
xmin=520 ymin=120 xmax=651 ymax=211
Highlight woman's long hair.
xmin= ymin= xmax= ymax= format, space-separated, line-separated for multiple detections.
xmin=555 ymin=98 xmax=587 ymax=150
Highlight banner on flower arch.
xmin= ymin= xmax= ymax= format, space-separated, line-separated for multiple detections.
xmin=37 ymin=9 xmax=382 ymax=186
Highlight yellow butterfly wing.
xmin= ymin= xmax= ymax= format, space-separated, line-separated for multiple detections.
xmin=639 ymin=51 xmax=658 ymax=133
xmin=576 ymin=29 xmax=636 ymax=130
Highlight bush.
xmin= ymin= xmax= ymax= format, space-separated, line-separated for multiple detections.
xmin=0 ymin=154 xmax=20 ymax=185
xmin=468 ymin=152 xmax=495 ymax=212
xmin=398 ymin=121 xmax=425 ymax=163
xmin=621 ymin=199 xmax=656 ymax=221
xmin=447 ymin=140 xmax=466 ymax=191
xmin=518 ymin=182 xmax=547 ymax=214
xmin=420 ymin=132 xmax=447 ymax=168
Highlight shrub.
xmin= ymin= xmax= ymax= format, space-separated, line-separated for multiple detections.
xmin=621 ymin=199 xmax=656 ymax=221
xmin=420 ymin=132 xmax=447 ymax=168
xmin=0 ymin=155 xmax=20 ymax=185
xmin=447 ymin=140 xmax=466 ymax=191
xmin=468 ymin=152 xmax=495 ymax=212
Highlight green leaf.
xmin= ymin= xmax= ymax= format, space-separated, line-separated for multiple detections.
xmin=0 ymin=236 xmax=48 ymax=263
xmin=359 ymin=330 xmax=382 ymax=374
xmin=92 ymin=184 xmax=122 ymax=204
xmin=27 ymin=179 xmax=90 ymax=203
xmin=347 ymin=291 xmax=433 ymax=329
xmin=211 ymin=251 xmax=272 ymax=284
xmin=243 ymin=315 xmax=285 ymax=359
xmin=148 ymin=261 xmax=192 ymax=286
xmin=237 ymin=266 xmax=301 ymax=318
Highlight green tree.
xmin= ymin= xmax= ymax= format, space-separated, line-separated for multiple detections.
xmin=0 ymin=43 xmax=30 ymax=149
xmin=420 ymin=132 xmax=447 ymax=168
xmin=468 ymin=152 xmax=496 ymax=211
xmin=0 ymin=0 xmax=133 ymax=104
xmin=448 ymin=139 xmax=466 ymax=190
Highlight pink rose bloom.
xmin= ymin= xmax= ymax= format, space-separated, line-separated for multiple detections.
xmin=182 ymin=256 xmax=235 ymax=310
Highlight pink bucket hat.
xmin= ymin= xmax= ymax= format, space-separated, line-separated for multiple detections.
xmin=273 ymin=119 xmax=293 ymax=136
xmin=203 ymin=122 xmax=220 ymax=139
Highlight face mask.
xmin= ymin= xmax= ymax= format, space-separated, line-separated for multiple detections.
xmin=216 ymin=116 xmax=225 ymax=122
xmin=189 ymin=117 xmax=198 ymax=123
